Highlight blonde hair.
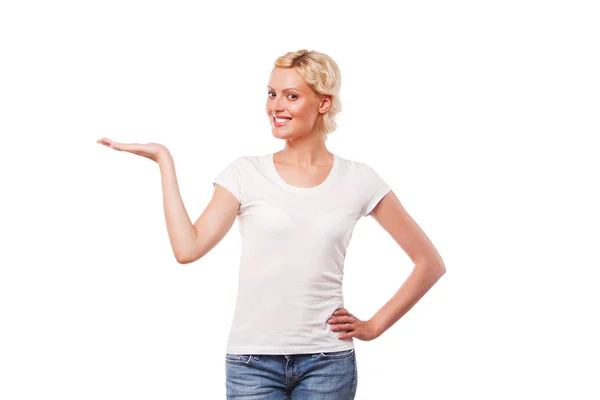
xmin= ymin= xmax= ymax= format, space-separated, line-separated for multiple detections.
xmin=273 ymin=49 xmax=342 ymax=141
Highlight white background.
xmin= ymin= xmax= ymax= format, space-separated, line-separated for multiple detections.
xmin=1 ymin=0 xmax=598 ymax=398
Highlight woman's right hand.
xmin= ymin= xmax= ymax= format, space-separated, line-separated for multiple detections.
xmin=96 ymin=137 xmax=170 ymax=163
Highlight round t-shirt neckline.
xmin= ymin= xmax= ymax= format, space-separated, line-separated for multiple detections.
xmin=267 ymin=152 xmax=340 ymax=195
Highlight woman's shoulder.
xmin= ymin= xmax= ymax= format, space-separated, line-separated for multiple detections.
xmin=335 ymin=154 xmax=390 ymax=187
xmin=334 ymin=153 xmax=372 ymax=172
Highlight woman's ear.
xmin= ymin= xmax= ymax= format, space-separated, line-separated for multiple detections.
xmin=318 ymin=94 xmax=332 ymax=114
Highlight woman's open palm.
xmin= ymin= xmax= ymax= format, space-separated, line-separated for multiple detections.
xmin=96 ymin=137 xmax=169 ymax=163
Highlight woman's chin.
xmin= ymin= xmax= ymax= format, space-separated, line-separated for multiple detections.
xmin=272 ymin=128 xmax=295 ymax=139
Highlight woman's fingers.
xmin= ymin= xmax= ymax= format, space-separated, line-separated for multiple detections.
xmin=97 ymin=138 xmax=131 ymax=151
xmin=330 ymin=308 xmax=351 ymax=321
xmin=97 ymin=138 xmax=123 ymax=150
xmin=111 ymin=142 xmax=141 ymax=153
xmin=96 ymin=138 xmax=113 ymax=147
xmin=328 ymin=315 xmax=353 ymax=325
xmin=330 ymin=322 xmax=354 ymax=332
xmin=329 ymin=308 xmax=377 ymax=341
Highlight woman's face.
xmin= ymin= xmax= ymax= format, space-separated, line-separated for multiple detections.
xmin=266 ymin=67 xmax=330 ymax=139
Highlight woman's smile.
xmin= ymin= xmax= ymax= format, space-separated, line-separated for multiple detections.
xmin=272 ymin=115 xmax=292 ymax=127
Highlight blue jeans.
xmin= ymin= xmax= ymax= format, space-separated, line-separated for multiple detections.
xmin=225 ymin=348 xmax=358 ymax=399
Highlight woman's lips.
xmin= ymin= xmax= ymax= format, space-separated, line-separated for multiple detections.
xmin=273 ymin=115 xmax=292 ymax=127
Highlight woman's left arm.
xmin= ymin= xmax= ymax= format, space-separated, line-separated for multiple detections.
xmin=329 ymin=190 xmax=446 ymax=340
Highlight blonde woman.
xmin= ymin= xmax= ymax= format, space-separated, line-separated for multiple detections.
xmin=97 ymin=49 xmax=446 ymax=399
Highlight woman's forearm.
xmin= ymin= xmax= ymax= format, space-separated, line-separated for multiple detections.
xmin=369 ymin=263 xmax=446 ymax=338
xmin=157 ymin=151 xmax=196 ymax=263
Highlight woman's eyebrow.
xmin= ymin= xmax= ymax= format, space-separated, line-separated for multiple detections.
xmin=267 ymin=86 xmax=299 ymax=92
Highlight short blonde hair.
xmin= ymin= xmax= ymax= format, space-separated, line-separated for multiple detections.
xmin=273 ymin=49 xmax=342 ymax=141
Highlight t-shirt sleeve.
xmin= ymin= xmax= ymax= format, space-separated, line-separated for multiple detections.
xmin=361 ymin=164 xmax=392 ymax=218
xmin=212 ymin=157 xmax=243 ymax=204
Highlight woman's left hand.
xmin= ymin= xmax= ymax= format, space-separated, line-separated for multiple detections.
xmin=327 ymin=308 xmax=380 ymax=341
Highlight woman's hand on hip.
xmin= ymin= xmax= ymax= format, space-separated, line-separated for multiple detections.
xmin=328 ymin=308 xmax=380 ymax=341
xmin=97 ymin=137 xmax=170 ymax=163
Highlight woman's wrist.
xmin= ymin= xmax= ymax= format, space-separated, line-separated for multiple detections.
xmin=157 ymin=148 xmax=173 ymax=165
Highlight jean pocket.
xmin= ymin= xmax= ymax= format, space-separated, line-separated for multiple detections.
xmin=318 ymin=348 xmax=355 ymax=359
xmin=225 ymin=353 xmax=254 ymax=365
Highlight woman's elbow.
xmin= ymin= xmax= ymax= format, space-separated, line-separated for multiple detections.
xmin=175 ymin=251 xmax=196 ymax=264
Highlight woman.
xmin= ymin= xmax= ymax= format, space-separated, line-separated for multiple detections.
xmin=97 ymin=49 xmax=446 ymax=399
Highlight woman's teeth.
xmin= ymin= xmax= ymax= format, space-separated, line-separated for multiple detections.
xmin=274 ymin=116 xmax=291 ymax=124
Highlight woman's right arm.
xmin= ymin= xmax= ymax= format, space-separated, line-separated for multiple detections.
xmin=159 ymin=151 xmax=239 ymax=264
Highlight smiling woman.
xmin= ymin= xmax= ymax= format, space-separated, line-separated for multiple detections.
xmin=97 ymin=48 xmax=445 ymax=400
xmin=266 ymin=49 xmax=342 ymax=142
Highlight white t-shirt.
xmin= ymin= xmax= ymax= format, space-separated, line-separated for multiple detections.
xmin=212 ymin=152 xmax=391 ymax=355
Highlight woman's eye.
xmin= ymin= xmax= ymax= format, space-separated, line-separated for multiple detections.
xmin=267 ymin=91 xmax=297 ymax=100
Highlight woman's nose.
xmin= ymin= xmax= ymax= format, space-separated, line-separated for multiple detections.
xmin=272 ymin=96 xmax=284 ymax=112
